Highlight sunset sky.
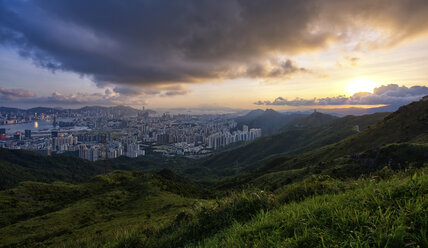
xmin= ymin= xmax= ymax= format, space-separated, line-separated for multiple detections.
xmin=1 ymin=0 xmax=428 ymax=111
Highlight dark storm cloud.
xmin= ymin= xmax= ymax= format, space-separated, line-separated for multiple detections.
xmin=255 ymin=84 xmax=428 ymax=106
xmin=1 ymin=0 xmax=428 ymax=88
xmin=0 ymin=87 xmax=36 ymax=100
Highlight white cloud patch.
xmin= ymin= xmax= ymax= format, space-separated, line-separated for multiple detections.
xmin=0 ymin=87 xmax=36 ymax=100
xmin=255 ymin=84 xmax=428 ymax=106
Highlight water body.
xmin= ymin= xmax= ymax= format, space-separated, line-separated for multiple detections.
xmin=0 ymin=118 xmax=90 ymax=135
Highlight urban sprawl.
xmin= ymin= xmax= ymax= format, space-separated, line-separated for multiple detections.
xmin=0 ymin=107 xmax=261 ymax=161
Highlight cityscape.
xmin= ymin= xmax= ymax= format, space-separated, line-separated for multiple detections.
xmin=0 ymin=106 xmax=261 ymax=161
xmin=0 ymin=1 xmax=427 ymax=247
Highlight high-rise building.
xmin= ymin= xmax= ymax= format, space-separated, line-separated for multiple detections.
xmin=25 ymin=129 xmax=32 ymax=139
xmin=51 ymin=130 xmax=59 ymax=138
xmin=14 ymin=131 xmax=22 ymax=140
xmin=243 ymin=125 xmax=249 ymax=132
xmin=157 ymin=133 xmax=170 ymax=145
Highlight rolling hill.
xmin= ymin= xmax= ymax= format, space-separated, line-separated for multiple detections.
xmin=0 ymin=148 xmax=103 ymax=190
xmin=214 ymin=97 xmax=427 ymax=191
xmin=236 ymin=109 xmax=307 ymax=135
xmin=0 ymin=170 xmax=210 ymax=247
xmin=197 ymin=111 xmax=389 ymax=178
xmin=262 ymin=97 xmax=428 ymax=174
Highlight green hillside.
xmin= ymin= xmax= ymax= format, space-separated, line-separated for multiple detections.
xmin=0 ymin=99 xmax=427 ymax=247
xmin=236 ymin=109 xmax=307 ymax=135
xmin=197 ymin=169 xmax=427 ymax=248
xmin=259 ymin=98 xmax=428 ymax=174
xmin=0 ymin=148 xmax=197 ymax=190
xmin=213 ymin=98 xmax=427 ymax=190
xmin=198 ymin=111 xmax=389 ymax=178
xmin=0 ymin=170 xmax=210 ymax=248
xmin=280 ymin=111 xmax=338 ymax=131
xmin=0 ymin=149 xmax=103 ymax=190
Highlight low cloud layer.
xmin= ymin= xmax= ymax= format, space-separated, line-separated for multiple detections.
xmin=0 ymin=89 xmax=136 ymax=107
xmin=0 ymin=88 xmax=140 ymax=107
xmin=255 ymin=84 xmax=428 ymax=106
xmin=1 ymin=0 xmax=428 ymax=90
xmin=0 ymin=85 xmax=192 ymax=107
xmin=0 ymin=87 xmax=36 ymax=100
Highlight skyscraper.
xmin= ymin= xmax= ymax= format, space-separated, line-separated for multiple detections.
xmin=25 ymin=129 xmax=32 ymax=139
xmin=51 ymin=130 xmax=59 ymax=138
xmin=14 ymin=131 xmax=22 ymax=140
xmin=243 ymin=125 xmax=249 ymax=132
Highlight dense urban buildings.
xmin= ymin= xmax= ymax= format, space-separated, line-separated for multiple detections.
xmin=0 ymin=106 xmax=261 ymax=161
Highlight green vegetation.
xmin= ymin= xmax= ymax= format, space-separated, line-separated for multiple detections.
xmin=0 ymin=170 xmax=210 ymax=247
xmin=236 ymin=109 xmax=307 ymax=136
xmin=199 ymin=111 xmax=389 ymax=178
xmin=0 ymin=98 xmax=427 ymax=247
xmin=198 ymin=169 xmax=427 ymax=248
xmin=0 ymin=148 xmax=102 ymax=190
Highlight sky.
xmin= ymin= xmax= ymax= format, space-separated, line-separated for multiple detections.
xmin=0 ymin=0 xmax=428 ymax=112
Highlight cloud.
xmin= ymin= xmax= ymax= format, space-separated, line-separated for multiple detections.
xmin=0 ymin=85 xmax=190 ymax=107
xmin=337 ymin=56 xmax=360 ymax=68
xmin=0 ymin=87 xmax=36 ymax=100
xmin=113 ymin=84 xmax=191 ymax=97
xmin=1 ymin=0 xmax=428 ymax=90
xmin=243 ymin=59 xmax=308 ymax=79
xmin=0 ymin=89 xmax=145 ymax=107
xmin=255 ymin=84 xmax=428 ymax=106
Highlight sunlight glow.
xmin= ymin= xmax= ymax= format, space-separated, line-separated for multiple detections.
xmin=347 ymin=79 xmax=376 ymax=95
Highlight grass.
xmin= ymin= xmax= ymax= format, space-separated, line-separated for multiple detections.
xmin=0 ymin=161 xmax=426 ymax=247
xmin=198 ymin=112 xmax=389 ymax=177
xmin=0 ymin=170 xmax=210 ymax=248
xmin=196 ymin=169 xmax=427 ymax=248
xmin=73 ymin=167 xmax=427 ymax=248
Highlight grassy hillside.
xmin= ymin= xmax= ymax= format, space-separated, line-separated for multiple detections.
xmin=0 ymin=148 xmax=198 ymax=190
xmin=0 ymin=148 xmax=103 ymax=190
xmin=280 ymin=111 xmax=338 ymax=131
xmin=1 ymin=157 xmax=425 ymax=247
xmin=0 ymin=170 xmax=210 ymax=248
xmin=197 ymin=169 xmax=427 ymax=248
xmin=198 ymin=112 xmax=389 ymax=178
xmin=234 ymin=109 xmax=264 ymax=123
xmin=259 ymin=98 xmax=428 ymax=174
xmin=236 ymin=109 xmax=307 ymax=135
xmin=34 ymin=166 xmax=423 ymax=248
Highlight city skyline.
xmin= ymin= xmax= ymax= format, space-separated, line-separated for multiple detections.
xmin=1 ymin=0 xmax=428 ymax=112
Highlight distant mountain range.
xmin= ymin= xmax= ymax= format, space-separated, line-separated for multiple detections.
xmin=235 ymin=109 xmax=308 ymax=135
xmin=217 ymin=96 xmax=428 ymax=189
xmin=201 ymin=111 xmax=390 ymax=178
xmin=0 ymin=105 xmax=156 ymax=116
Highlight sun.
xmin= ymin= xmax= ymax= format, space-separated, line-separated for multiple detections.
xmin=347 ymin=79 xmax=376 ymax=95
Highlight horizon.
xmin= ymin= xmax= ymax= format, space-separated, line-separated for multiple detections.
xmin=0 ymin=2 xmax=427 ymax=245
xmin=0 ymin=102 xmax=410 ymax=116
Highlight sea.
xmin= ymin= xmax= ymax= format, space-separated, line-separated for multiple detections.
xmin=0 ymin=118 xmax=90 ymax=135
